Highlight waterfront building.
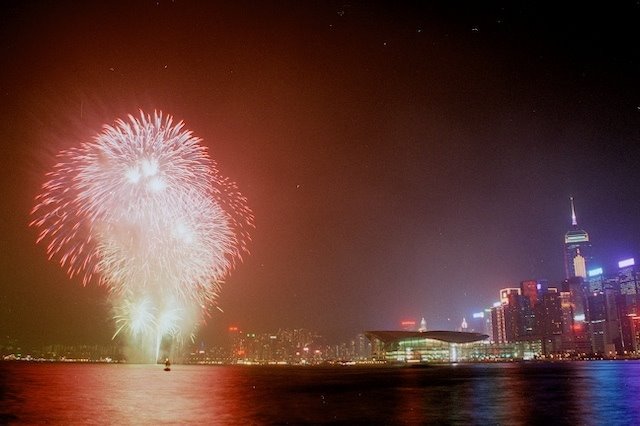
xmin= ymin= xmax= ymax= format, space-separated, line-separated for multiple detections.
xmin=626 ymin=315 xmax=640 ymax=353
xmin=494 ymin=287 xmax=519 ymax=344
xmin=560 ymin=276 xmax=591 ymax=354
xmin=364 ymin=331 xmax=545 ymax=362
xmin=483 ymin=308 xmax=494 ymax=341
xmin=585 ymin=291 xmax=618 ymax=355
xmin=352 ymin=333 xmax=372 ymax=360
xmin=535 ymin=291 xmax=563 ymax=354
xmin=491 ymin=304 xmax=507 ymax=344
xmin=617 ymin=292 xmax=640 ymax=353
xmin=504 ymin=293 xmax=536 ymax=342
xmin=365 ymin=330 xmax=489 ymax=363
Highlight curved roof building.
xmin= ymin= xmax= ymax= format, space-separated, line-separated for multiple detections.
xmin=365 ymin=330 xmax=490 ymax=363
xmin=366 ymin=330 xmax=488 ymax=344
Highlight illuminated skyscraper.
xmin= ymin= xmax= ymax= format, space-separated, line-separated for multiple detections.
xmin=535 ymin=291 xmax=563 ymax=355
xmin=564 ymin=197 xmax=591 ymax=279
xmin=618 ymin=258 xmax=638 ymax=295
xmin=491 ymin=305 xmax=507 ymax=344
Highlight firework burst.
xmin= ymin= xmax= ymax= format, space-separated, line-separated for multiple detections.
xmin=31 ymin=111 xmax=253 ymax=361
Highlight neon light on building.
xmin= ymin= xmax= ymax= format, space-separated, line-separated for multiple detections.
xmin=619 ymin=258 xmax=635 ymax=268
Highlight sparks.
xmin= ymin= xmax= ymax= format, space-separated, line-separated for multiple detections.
xmin=31 ymin=111 xmax=253 ymax=361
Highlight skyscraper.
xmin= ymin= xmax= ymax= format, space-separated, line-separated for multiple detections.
xmin=564 ymin=197 xmax=591 ymax=279
xmin=618 ymin=258 xmax=638 ymax=295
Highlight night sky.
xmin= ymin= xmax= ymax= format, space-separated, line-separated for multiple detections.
xmin=1 ymin=1 xmax=639 ymax=347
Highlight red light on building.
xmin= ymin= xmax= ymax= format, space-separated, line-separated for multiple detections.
xmin=520 ymin=280 xmax=539 ymax=306
xmin=401 ymin=320 xmax=416 ymax=331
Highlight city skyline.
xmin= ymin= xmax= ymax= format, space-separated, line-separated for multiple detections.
xmin=1 ymin=1 xmax=640 ymax=347
xmin=4 ymin=192 xmax=640 ymax=348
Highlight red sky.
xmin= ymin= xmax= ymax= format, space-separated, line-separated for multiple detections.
xmin=1 ymin=1 xmax=640 ymax=346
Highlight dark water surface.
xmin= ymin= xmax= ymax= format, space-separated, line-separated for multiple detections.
xmin=1 ymin=361 xmax=640 ymax=424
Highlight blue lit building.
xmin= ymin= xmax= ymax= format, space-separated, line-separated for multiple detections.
xmin=618 ymin=258 xmax=639 ymax=295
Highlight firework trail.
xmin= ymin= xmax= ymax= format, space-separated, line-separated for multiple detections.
xmin=31 ymin=111 xmax=253 ymax=361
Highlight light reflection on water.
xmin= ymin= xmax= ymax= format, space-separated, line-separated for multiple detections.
xmin=1 ymin=361 xmax=640 ymax=424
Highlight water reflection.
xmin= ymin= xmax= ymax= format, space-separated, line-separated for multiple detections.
xmin=1 ymin=361 xmax=640 ymax=424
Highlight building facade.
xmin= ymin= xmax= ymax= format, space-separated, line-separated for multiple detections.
xmin=564 ymin=197 xmax=591 ymax=279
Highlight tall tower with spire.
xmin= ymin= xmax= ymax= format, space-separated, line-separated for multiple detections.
xmin=564 ymin=197 xmax=591 ymax=279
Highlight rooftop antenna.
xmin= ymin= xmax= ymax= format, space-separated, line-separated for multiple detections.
xmin=570 ymin=196 xmax=578 ymax=226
